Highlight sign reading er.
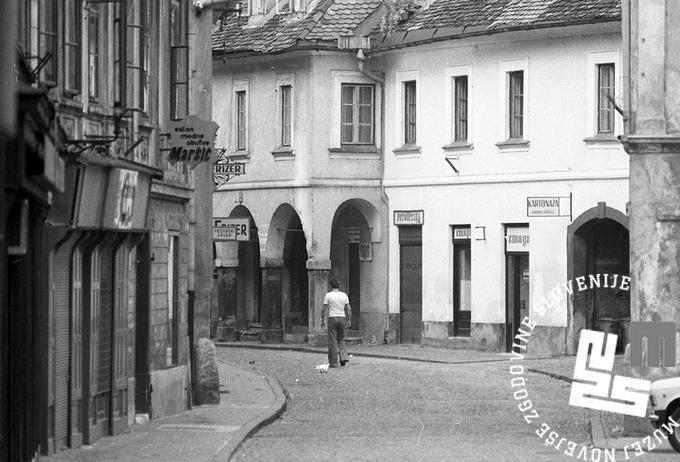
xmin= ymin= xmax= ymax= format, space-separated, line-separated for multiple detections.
xmin=213 ymin=217 xmax=250 ymax=241
xmin=394 ymin=210 xmax=424 ymax=226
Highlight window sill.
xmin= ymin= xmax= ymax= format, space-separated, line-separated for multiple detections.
xmin=329 ymin=146 xmax=380 ymax=159
xmin=392 ymin=144 xmax=422 ymax=156
xmin=442 ymin=142 xmax=473 ymax=153
xmin=584 ymin=133 xmax=621 ymax=146
xmin=271 ymin=146 xmax=295 ymax=160
xmin=496 ymin=139 xmax=530 ymax=152
xmin=228 ymin=150 xmax=250 ymax=161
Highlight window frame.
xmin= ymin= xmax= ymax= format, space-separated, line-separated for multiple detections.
xmin=340 ymin=83 xmax=375 ymax=146
xmin=585 ymin=51 xmax=621 ymax=143
xmin=39 ymin=0 xmax=58 ymax=86
xmin=170 ymin=0 xmax=188 ymax=120
xmin=393 ymin=69 xmax=421 ymax=154
xmin=280 ymin=85 xmax=292 ymax=146
xmin=63 ymin=0 xmax=82 ymax=95
xmin=330 ymin=71 xmax=382 ymax=157
xmin=508 ymin=71 xmax=524 ymax=139
xmin=403 ymin=80 xmax=417 ymax=145
xmin=232 ymin=79 xmax=250 ymax=154
xmin=497 ymin=58 xmax=529 ymax=151
xmin=597 ymin=63 xmax=615 ymax=134
xmin=87 ymin=3 xmax=101 ymax=101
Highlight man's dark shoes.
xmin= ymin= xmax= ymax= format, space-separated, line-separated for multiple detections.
xmin=329 ymin=364 xmax=339 ymax=368
xmin=340 ymin=360 xmax=348 ymax=366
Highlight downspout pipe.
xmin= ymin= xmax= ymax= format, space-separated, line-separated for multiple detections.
xmin=355 ymin=48 xmax=390 ymax=341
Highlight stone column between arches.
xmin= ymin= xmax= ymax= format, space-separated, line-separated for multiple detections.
xmin=306 ymin=259 xmax=331 ymax=347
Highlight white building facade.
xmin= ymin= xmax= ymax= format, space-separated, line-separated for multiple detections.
xmin=212 ymin=0 xmax=627 ymax=355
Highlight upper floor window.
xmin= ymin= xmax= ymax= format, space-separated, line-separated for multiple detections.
xmin=280 ymin=85 xmax=292 ymax=147
xmin=341 ymin=84 xmax=374 ymax=145
xmin=40 ymin=0 xmax=57 ymax=85
xmin=404 ymin=80 xmax=417 ymax=145
xmin=508 ymin=71 xmax=524 ymax=139
xmin=454 ymin=76 xmax=468 ymax=142
xmin=236 ymin=90 xmax=247 ymax=150
xmin=597 ymin=63 xmax=615 ymax=133
xmin=64 ymin=0 xmax=81 ymax=94
xmin=170 ymin=0 xmax=188 ymax=119
xmin=88 ymin=4 xmax=101 ymax=100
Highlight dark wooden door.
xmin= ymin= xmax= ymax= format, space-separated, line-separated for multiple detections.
xmin=111 ymin=242 xmax=129 ymax=435
xmin=348 ymin=243 xmax=361 ymax=329
xmin=505 ymin=254 xmax=530 ymax=352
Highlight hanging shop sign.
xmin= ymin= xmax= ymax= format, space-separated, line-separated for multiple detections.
xmin=526 ymin=195 xmax=572 ymax=218
xmin=167 ymin=115 xmax=219 ymax=168
xmin=393 ymin=210 xmax=424 ymax=226
xmin=359 ymin=243 xmax=373 ymax=262
xmin=212 ymin=148 xmax=246 ymax=187
xmin=505 ymin=226 xmax=530 ymax=253
xmin=212 ymin=217 xmax=250 ymax=241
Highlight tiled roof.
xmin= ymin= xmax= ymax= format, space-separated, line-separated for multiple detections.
xmin=306 ymin=0 xmax=383 ymax=40
xmin=212 ymin=0 xmax=621 ymax=55
xmin=212 ymin=0 xmax=382 ymax=55
xmin=391 ymin=0 xmax=620 ymax=33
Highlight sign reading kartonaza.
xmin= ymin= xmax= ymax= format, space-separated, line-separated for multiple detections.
xmin=167 ymin=115 xmax=219 ymax=168
xmin=526 ymin=196 xmax=571 ymax=217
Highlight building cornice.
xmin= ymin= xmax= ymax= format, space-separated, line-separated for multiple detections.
xmin=381 ymin=169 xmax=629 ymax=189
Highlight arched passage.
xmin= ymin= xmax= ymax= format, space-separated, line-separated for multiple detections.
xmin=568 ymin=203 xmax=629 ymax=352
xmin=330 ymin=199 xmax=380 ymax=336
xmin=214 ymin=206 xmax=260 ymax=332
xmin=262 ymin=204 xmax=308 ymax=341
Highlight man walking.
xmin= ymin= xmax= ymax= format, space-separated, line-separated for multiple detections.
xmin=321 ymin=278 xmax=352 ymax=368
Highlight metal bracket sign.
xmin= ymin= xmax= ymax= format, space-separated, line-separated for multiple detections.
xmin=167 ymin=115 xmax=219 ymax=169
xmin=213 ymin=148 xmax=246 ymax=187
xmin=526 ymin=195 xmax=572 ymax=219
xmin=213 ymin=217 xmax=250 ymax=241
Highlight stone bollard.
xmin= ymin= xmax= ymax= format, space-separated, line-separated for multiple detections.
xmin=193 ymin=338 xmax=220 ymax=405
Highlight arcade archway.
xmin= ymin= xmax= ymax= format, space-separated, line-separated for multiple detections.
xmin=568 ymin=204 xmax=629 ymax=352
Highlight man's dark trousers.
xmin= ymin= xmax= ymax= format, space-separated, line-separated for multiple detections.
xmin=327 ymin=316 xmax=348 ymax=366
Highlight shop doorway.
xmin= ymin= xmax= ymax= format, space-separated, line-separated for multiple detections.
xmin=570 ymin=212 xmax=629 ymax=352
xmin=283 ymin=213 xmax=308 ymax=331
xmin=399 ymin=226 xmax=422 ymax=343
xmin=505 ymin=254 xmax=530 ymax=352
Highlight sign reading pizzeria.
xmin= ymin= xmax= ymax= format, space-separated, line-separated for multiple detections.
xmin=167 ymin=115 xmax=219 ymax=168
xmin=393 ymin=210 xmax=424 ymax=226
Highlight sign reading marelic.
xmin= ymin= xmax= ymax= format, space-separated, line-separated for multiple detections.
xmin=167 ymin=115 xmax=219 ymax=168
xmin=213 ymin=217 xmax=250 ymax=241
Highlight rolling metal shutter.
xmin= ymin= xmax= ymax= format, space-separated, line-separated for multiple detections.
xmin=53 ymin=233 xmax=81 ymax=449
xmin=399 ymin=227 xmax=422 ymax=344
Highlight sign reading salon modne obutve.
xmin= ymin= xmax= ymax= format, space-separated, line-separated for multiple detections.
xmin=167 ymin=115 xmax=219 ymax=168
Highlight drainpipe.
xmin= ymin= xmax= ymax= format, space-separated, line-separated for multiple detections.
xmin=355 ymin=49 xmax=391 ymax=342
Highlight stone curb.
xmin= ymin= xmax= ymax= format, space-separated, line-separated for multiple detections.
xmin=215 ymin=342 xmax=522 ymax=365
xmin=212 ymin=373 xmax=287 ymax=462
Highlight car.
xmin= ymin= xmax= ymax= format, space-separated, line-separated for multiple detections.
xmin=649 ymin=376 xmax=680 ymax=452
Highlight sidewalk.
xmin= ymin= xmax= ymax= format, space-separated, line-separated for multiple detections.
xmin=42 ymin=360 xmax=286 ymax=462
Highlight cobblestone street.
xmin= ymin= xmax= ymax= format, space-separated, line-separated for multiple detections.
xmin=220 ymin=345 xmax=678 ymax=462
xmin=217 ymin=346 xmax=609 ymax=461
